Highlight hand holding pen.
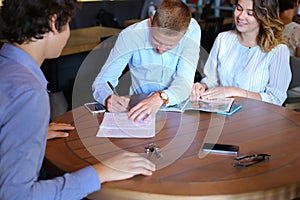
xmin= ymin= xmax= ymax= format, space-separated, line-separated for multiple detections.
xmin=107 ymin=81 xmax=119 ymax=96
xmin=105 ymin=81 xmax=129 ymax=112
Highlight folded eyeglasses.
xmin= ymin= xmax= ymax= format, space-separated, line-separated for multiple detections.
xmin=233 ymin=153 xmax=271 ymax=167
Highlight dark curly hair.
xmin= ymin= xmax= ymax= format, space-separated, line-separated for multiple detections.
xmin=1 ymin=0 xmax=80 ymax=44
xmin=231 ymin=0 xmax=287 ymax=52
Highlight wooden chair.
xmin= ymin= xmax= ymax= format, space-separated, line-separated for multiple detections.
xmin=285 ymin=56 xmax=300 ymax=110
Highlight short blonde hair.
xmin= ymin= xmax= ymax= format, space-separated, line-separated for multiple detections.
xmin=152 ymin=0 xmax=191 ymax=33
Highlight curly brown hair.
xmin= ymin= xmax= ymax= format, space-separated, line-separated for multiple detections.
xmin=231 ymin=0 xmax=287 ymax=52
xmin=1 ymin=0 xmax=80 ymax=44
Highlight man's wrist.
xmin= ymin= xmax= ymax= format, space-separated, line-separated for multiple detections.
xmin=154 ymin=91 xmax=169 ymax=106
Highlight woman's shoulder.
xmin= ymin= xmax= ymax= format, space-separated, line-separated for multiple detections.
xmin=270 ymin=43 xmax=290 ymax=56
xmin=215 ymin=30 xmax=237 ymax=45
xmin=217 ymin=30 xmax=237 ymax=40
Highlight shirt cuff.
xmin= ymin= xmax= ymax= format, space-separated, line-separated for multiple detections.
xmin=73 ymin=166 xmax=101 ymax=197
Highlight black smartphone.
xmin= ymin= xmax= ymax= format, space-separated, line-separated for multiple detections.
xmin=217 ymin=104 xmax=242 ymax=116
xmin=84 ymin=102 xmax=106 ymax=114
xmin=203 ymin=143 xmax=239 ymax=155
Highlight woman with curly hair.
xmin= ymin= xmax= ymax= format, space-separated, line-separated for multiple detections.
xmin=191 ymin=0 xmax=291 ymax=106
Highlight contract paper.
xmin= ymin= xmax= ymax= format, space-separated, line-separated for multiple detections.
xmin=96 ymin=112 xmax=155 ymax=138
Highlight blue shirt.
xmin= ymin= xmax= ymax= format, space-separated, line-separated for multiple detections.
xmin=0 ymin=44 xmax=100 ymax=199
xmin=92 ymin=18 xmax=201 ymax=106
xmin=201 ymin=30 xmax=291 ymax=106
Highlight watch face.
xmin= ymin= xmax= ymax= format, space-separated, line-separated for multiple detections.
xmin=161 ymin=92 xmax=168 ymax=100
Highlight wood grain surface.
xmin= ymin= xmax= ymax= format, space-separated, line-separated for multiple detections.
xmin=45 ymin=97 xmax=300 ymax=199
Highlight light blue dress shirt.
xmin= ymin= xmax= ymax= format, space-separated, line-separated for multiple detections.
xmin=92 ymin=18 xmax=201 ymax=106
xmin=0 ymin=44 xmax=100 ymax=199
xmin=201 ymin=30 xmax=291 ymax=106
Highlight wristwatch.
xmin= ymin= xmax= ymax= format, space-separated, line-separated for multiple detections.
xmin=156 ymin=91 xmax=169 ymax=106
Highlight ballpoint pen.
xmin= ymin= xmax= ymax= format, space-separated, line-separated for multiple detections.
xmin=107 ymin=81 xmax=119 ymax=96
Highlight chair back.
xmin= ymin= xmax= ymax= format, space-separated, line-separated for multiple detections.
xmin=200 ymin=16 xmax=224 ymax=53
xmin=289 ymin=56 xmax=300 ymax=89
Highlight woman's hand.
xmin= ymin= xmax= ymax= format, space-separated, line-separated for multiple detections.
xmin=190 ymin=83 xmax=207 ymax=101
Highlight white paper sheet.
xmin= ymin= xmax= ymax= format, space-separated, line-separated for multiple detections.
xmin=96 ymin=112 xmax=155 ymax=138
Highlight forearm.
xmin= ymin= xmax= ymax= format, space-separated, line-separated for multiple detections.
xmin=165 ymin=74 xmax=194 ymax=106
xmin=225 ymin=87 xmax=262 ymax=101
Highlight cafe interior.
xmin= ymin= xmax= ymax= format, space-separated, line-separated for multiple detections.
xmin=0 ymin=0 xmax=300 ymax=119
xmin=0 ymin=0 xmax=300 ymax=199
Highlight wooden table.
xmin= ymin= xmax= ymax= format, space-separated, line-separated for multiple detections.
xmin=61 ymin=26 xmax=121 ymax=56
xmin=45 ymin=97 xmax=300 ymax=199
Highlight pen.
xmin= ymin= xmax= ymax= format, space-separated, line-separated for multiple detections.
xmin=107 ymin=81 xmax=119 ymax=96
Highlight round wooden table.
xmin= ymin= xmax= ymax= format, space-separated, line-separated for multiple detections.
xmin=45 ymin=97 xmax=300 ymax=199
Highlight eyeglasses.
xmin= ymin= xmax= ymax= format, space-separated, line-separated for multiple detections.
xmin=233 ymin=154 xmax=271 ymax=167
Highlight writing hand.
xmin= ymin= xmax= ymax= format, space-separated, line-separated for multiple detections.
xmin=190 ymin=83 xmax=207 ymax=101
xmin=105 ymin=94 xmax=130 ymax=112
xmin=93 ymin=152 xmax=156 ymax=183
xmin=47 ymin=122 xmax=75 ymax=140
xmin=128 ymin=93 xmax=162 ymax=122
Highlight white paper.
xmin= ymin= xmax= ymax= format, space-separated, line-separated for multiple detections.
xmin=96 ymin=112 xmax=155 ymax=138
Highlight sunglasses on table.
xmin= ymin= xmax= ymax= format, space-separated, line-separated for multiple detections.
xmin=233 ymin=154 xmax=271 ymax=167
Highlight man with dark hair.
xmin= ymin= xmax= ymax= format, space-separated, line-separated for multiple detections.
xmin=0 ymin=0 xmax=155 ymax=199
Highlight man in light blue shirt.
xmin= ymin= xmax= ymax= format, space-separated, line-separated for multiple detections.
xmin=92 ymin=0 xmax=201 ymax=122
xmin=0 ymin=0 xmax=155 ymax=199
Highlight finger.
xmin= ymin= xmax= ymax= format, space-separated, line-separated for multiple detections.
xmin=119 ymin=96 xmax=130 ymax=107
xmin=129 ymin=106 xmax=148 ymax=122
xmin=134 ymin=109 xmax=150 ymax=122
xmin=54 ymin=131 xmax=69 ymax=138
xmin=127 ymin=153 xmax=156 ymax=170
xmin=53 ymin=125 xmax=74 ymax=131
xmin=143 ymin=113 xmax=152 ymax=122
xmin=47 ymin=131 xmax=69 ymax=140
xmin=48 ymin=123 xmax=74 ymax=131
xmin=108 ymin=96 xmax=128 ymax=112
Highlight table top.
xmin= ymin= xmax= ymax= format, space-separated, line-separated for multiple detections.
xmin=45 ymin=97 xmax=300 ymax=199
xmin=61 ymin=26 xmax=121 ymax=56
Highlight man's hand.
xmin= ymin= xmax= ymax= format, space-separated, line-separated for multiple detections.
xmin=47 ymin=122 xmax=74 ymax=140
xmin=105 ymin=94 xmax=130 ymax=112
xmin=128 ymin=93 xmax=163 ymax=122
xmin=190 ymin=83 xmax=207 ymax=101
xmin=93 ymin=152 xmax=156 ymax=183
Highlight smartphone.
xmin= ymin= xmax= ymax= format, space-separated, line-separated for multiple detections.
xmin=84 ymin=102 xmax=106 ymax=114
xmin=203 ymin=143 xmax=239 ymax=155
xmin=217 ymin=104 xmax=242 ymax=116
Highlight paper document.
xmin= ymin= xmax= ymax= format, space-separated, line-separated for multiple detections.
xmin=96 ymin=112 xmax=155 ymax=138
xmin=160 ymin=98 xmax=234 ymax=113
